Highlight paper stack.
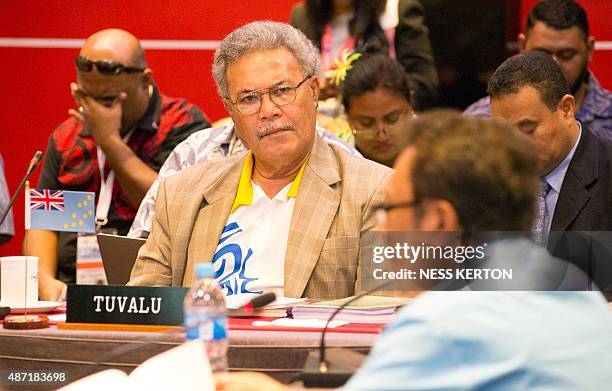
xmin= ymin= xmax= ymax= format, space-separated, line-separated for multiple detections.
xmin=291 ymin=295 xmax=412 ymax=324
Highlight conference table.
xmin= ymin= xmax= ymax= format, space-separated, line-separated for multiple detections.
xmin=0 ymin=317 xmax=381 ymax=390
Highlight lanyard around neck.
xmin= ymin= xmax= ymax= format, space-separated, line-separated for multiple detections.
xmin=95 ymin=129 xmax=135 ymax=228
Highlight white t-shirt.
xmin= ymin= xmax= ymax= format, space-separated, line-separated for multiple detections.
xmin=211 ymin=151 xmax=306 ymax=307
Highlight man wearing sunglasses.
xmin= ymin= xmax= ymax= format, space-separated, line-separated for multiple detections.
xmin=25 ymin=29 xmax=209 ymax=301
xmin=128 ymin=21 xmax=390 ymax=303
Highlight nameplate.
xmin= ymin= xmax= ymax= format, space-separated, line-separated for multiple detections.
xmin=66 ymin=284 xmax=188 ymax=326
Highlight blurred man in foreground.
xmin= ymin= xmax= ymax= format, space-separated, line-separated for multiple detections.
xmin=25 ymin=29 xmax=209 ymax=300
xmin=215 ymin=112 xmax=612 ymax=390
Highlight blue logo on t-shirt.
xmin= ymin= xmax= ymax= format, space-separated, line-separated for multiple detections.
xmin=212 ymin=222 xmax=261 ymax=295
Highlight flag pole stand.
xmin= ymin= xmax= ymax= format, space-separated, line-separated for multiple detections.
xmin=3 ymin=315 xmax=49 ymax=329
xmin=4 ymin=181 xmax=49 ymax=330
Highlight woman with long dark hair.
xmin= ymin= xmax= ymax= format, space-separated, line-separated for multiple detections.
xmin=342 ymin=53 xmax=415 ymax=167
xmin=290 ymin=0 xmax=438 ymax=109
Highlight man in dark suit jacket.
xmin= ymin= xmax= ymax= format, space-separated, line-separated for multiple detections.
xmin=488 ymin=51 xmax=612 ymax=292
xmin=547 ymin=126 xmax=612 ymax=294
xmin=551 ymin=128 xmax=612 ymax=232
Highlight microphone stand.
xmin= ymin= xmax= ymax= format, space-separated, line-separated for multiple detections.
xmin=2 ymin=151 xmax=47 ymax=331
xmin=300 ymin=279 xmax=395 ymax=388
xmin=0 ymin=151 xmax=42 ymax=227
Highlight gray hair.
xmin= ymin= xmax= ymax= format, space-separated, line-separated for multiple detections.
xmin=212 ymin=21 xmax=320 ymax=98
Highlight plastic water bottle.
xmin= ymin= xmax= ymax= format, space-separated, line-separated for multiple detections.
xmin=184 ymin=263 xmax=228 ymax=372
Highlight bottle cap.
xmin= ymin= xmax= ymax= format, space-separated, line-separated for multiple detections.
xmin=195 ymin=263 xmax=215 ymax=278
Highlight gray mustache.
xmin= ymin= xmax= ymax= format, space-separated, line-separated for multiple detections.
xmin=256 ymin=123 xmax=295 ymax=139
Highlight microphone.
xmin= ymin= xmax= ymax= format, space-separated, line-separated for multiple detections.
xmin=0 ymin=151 xmax=43 ymax=227
xmin=27 ymin=151 xmax=43 ymax=176
xmin=299 ymin=280 xmax=396 ymax=388
xmin=243 ymin=291 xmax=276 ymax=311
xmin=228 ymin=292 xmax=277 ymax=317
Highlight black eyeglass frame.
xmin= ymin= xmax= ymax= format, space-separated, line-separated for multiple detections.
xmin=225 ymin=75 xmax=313 ymax=114
xmin=372 ymin=199 xmax=422 ymax=214
xmin=75 ymin=55 xmax=146 ymax=76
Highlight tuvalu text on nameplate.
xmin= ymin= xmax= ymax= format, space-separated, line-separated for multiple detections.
xmin=66 ymin=284 xmax=188 ymax=326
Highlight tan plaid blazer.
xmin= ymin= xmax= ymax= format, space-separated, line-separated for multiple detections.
xmin=128 ymin=135 xmax=391 ymax=299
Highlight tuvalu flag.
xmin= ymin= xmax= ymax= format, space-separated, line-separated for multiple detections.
xmin=25 ymin=189 xmax=96 ymax=233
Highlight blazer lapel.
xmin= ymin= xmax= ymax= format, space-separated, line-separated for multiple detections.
xmin=551 ymin=170 xmax=590 ymax=232
xmin=551 ymin=129 xmax=599 ymax=231
xmin=284 ymin=136 xmax=341 ymax=297
xmin=183 ymin=156 xmax=244 ymax=286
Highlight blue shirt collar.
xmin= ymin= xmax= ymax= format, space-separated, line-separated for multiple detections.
xmin=544 ymin=121 xmax=582 ymax=193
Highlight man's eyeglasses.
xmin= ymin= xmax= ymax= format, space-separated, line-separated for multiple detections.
xmin=351 ymin=109 xmax=414 ymax=140
xmin=226 ymin=75 xmax=312 ymax=115
xmin=75 ymin=55 xmax=146 ymax=76
xmin=373 ymin=199 xmax=421 ymax=226
xmin=373 ymin=199 xmax=422 ymax=213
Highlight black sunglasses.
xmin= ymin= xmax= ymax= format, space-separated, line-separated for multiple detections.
xmin=75 ymin=55 xmax=145 ymax=76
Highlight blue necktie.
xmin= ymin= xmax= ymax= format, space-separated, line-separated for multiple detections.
xmin=532 ymin=180 xmax=552 ymax=246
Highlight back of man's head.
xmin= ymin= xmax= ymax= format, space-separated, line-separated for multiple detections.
xmin=487 ymin=51 xmax=571 ymax=112
xmin=527 ymin=0 xmax=589 ymax=39
xmin=405 ymin=110 xmax=538 ymax=232
xmin=212 ymin=21 xmax=319 ymax=99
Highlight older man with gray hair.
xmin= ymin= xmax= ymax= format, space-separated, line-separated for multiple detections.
xmin=128 ymin=21 xmax=391 ymax=302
